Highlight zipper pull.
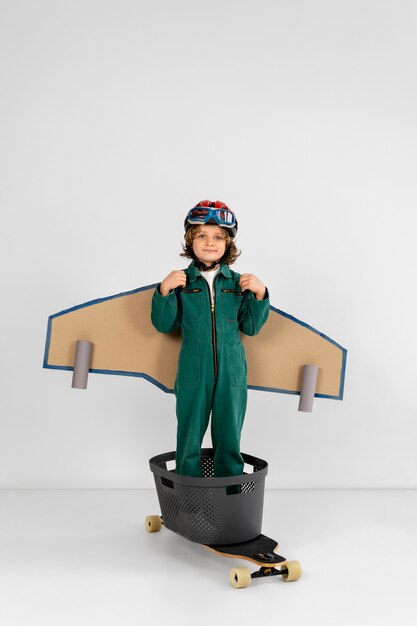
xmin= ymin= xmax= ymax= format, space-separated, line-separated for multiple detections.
xmin=211 ymin=303 xmax=215 ymax=313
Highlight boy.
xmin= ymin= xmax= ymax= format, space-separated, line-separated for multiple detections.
xmin=151 ymin=200 xmax=269 ymax=478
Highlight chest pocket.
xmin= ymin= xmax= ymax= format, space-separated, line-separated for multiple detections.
xmin=220 ymin=289 xmax=245 ymax=325
xmin=179 ymin=288 xmax=203 ymax=320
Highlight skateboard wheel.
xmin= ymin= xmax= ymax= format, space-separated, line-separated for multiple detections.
xmin=281 ymin=560 xmax=302 ymax=582
xmin=145 ymin=515 xmax=162 ymax=533
xmin=230 ymin=567 xmax=252 ymax=589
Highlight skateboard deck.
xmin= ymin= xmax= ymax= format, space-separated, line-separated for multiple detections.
xmin=205 ymin=534 xmax=285 ymax=566
xmin=205 ymin=534 xmax=302 ymax=587
xmin=44 ymin=283 xmax=347 ymax=399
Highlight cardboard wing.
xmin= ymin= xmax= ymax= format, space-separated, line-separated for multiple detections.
xmin=44 ymin=284 xmax=346 ymax=399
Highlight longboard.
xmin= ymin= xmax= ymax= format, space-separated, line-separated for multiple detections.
xmin=44 ymin=284 xmax=347 ymax=399
xmin=145 ymin=515 xmax=301 ymax=588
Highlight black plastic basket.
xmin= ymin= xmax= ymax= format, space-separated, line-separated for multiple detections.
xmin=149 ymin=449 xmax=268 ymax=545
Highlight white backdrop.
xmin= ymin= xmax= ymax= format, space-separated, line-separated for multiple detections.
xmin=1 ymin=0 xmax=416 ymax=489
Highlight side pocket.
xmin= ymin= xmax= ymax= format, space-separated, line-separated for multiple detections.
xmin=229 ymin=344 xmax=247 ymax=388
xmin=176 ymin=344 xmax=200 ymax=388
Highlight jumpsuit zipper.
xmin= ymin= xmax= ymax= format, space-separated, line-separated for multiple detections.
xmin=202 ymin=275 xmax=218 ymax=379
xmin=211 ymin=300 xmax=218 ymax=379
xmin=211 ymin=276 xmax=218 ymax=379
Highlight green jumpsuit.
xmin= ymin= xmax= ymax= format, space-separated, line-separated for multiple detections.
xmin=151 ymin=262 xmax=269 ymax=478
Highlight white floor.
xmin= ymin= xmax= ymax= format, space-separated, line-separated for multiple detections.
xmin=0 ymin=489 xmax=416 ymax=626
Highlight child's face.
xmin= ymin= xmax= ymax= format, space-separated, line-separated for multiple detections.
xmin=192 ymin=224 xmax=227 ymax=267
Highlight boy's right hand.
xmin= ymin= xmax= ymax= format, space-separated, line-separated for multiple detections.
xmin=159 ymin=270 xmax=187 ymax=296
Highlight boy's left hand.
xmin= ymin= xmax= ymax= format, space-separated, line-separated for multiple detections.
xmin=240 ymin=274 xmax=266 ymax=300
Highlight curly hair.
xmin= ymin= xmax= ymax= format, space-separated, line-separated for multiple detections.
xmin=180 ymin=225 xmax=241 ymax=266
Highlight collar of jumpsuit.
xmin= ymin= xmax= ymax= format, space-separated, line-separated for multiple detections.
xmin=187 ymin=261 xmax=232 ymax=283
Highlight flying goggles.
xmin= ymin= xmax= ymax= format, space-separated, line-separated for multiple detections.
xmin=186 ymin=207 xmax=236 ymax=229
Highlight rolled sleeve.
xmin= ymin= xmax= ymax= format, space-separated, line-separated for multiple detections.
xmin=151 ymin=286 xmax=181 ymax=333
xmin=238 ymin=288 xmax=270 ymax=336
